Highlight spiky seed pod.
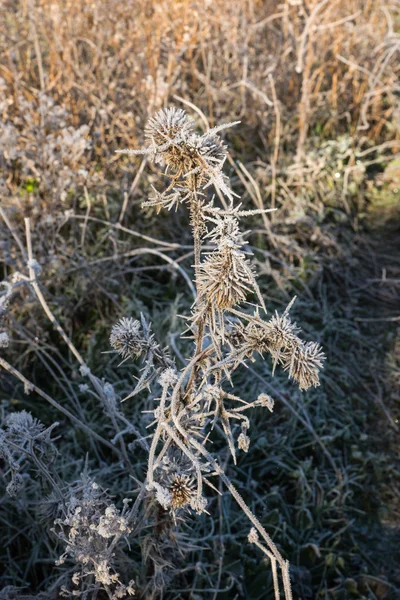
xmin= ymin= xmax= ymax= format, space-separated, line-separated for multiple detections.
xmin=197 ymin=214 xmax=261 ymax=312
xmin=145 ymin=107 xmax=194 ymax=150
xmin=242 ymin=311 xmax=300 ymax=359
xmin=109 ymin=317 xmax=148 ymax=360
xmin=284 ymin=341 xmax=326 ymax=390
xmin=263 ymin=312 xmax=300 ymax=354
xmin=168 ymin=474 xmax=195 ymax=510
xmin=198 ymin=249 xmax=254 ymax=310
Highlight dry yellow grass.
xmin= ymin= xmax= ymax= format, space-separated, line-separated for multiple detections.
xmin=1 ymin=0 xmax=398 ymax=160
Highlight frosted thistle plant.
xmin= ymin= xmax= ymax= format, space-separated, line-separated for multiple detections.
xmin=110 ymin=313 xmax=173 ymax=399
xmin=115 ymin=106 xmax=326 ymax=599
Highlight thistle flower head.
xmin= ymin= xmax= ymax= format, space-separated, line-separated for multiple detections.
xmin=6 ymin=410 xmax=45 ymax=438
xmin=109 ymin=317 xmax=147 ymax=360
xmin=197 ymin=214 xmax=258 ymax=312
xmin=226 ymin=302 xmax=325 ymax=389
xmin=145 ymin=107 xmax=194 ymax=151
xmin=168 ymin=474 xmax=195 ymax=510
xmin=264 ymin=311 xmax=300 ymax=353
xmin=284 ymin=341 xmax=326 ymax=390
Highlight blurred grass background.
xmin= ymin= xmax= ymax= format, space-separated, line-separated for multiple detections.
xmin=0 ymin=0 xmax=399 ymax=598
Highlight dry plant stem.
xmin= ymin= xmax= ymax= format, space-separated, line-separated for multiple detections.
xmin=186 ymin=192 xmax=208 ymax=395
xmin=253 ymin=533 xmax=280 ymax=599
xmin=184 ymin=430 xmax=293 ymax=600
xmin=147 ymin=386 xmax=169 ymax=488
xmin=0 ymin=356 xmax=119 ymax=456
xmin=68 ymin=214 xmax=181 ymax=249
xmin=0 ymin=207 xmax=28 ymax=261
xmin=190 ymin=191 xmax=202 ymax=286
xmin=167 ymin=372 xmax=291 ymax=597
xmin=24 ymin=218 xmax=134 ymax=469
xmin=185 ymin=316 xmax=206 ymax=399
xmin=25 ymin=218 xmax=85 ymax=367
xmin=268 ymin=73 xmax=280 ymax=213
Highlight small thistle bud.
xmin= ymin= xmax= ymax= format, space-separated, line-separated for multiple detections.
xmin=110 ymin=317 xmax=147 ymax=360
xmin=190 ymin=495 xmax=208 ymax=515
xmin=257 ymin=393 xmax=274 ymax=412
xmin=158 ymin=368 xmax=178 ymax=388
xmin=238 ymin=432 xmax=250 ymax=452
xmin=0 ymin=332 xmax=9 ymax=347
xmin=248 ymin=527 xmax=259 ymax=544
xmin=285 ymin=341 xmax=326 ymax=390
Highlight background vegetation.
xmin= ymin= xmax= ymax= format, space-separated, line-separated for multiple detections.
xmin=0 ymin=0 xmax=399 ymax=598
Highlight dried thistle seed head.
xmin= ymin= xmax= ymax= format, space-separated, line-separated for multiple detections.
xmin=197 ymin=214 xmax=259 ymax=311
xmin=109 ymin=317 xmax=147 ymax=360
xmin=242 ymin=310 xmax=300 ymax=358
xmin=238 ymin=432 xmax=250 ymax=452
xmin=145 ymin=107 xmax=194 ymax=149
xmin=284 ymin=341 xmax=326 ymax=390
xmin=198 ymin=250 xmax=253 ymax=310
xmin=264 ymin=312 xmax=300 ymax=353
xmin=118 ymin=108 xmax=240 ymax=205
xmin=168 ymin=474 xmax=195 ymax=510
xmin=237 ymin=307 xmax=325 ymax=389
xmin=257 ymin=393 xmax=274 ymax=412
